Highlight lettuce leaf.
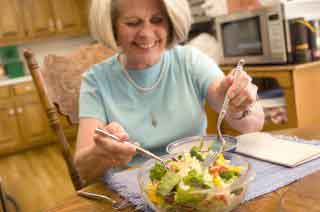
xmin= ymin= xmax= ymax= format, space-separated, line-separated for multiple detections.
xmin=183 ymin=169 xmax=211 ymax=189
xmin=149 ymin=163 xmax=167 ymax=181
xmin=174 ymin=187 xmax=205 ymax=204
xmin=157 ymin=171 xmax=181 ymax=196
xmin=190 ymin=140 xmax=205 ymax=161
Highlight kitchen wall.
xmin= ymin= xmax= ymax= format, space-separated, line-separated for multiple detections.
xmin=18 ymin=36 xmax=94 ymax=70
xmin=187 ymin=33 xmax=222 ymax=64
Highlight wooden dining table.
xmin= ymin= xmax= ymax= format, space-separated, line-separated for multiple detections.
xmin=46 ymin=127 xmax=320 ymax=212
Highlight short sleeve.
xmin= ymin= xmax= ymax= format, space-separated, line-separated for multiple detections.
xmin=79 ymin=69 xmax=107 ymax=123
xmin=185 ymin=46 xmax=224 ymax=101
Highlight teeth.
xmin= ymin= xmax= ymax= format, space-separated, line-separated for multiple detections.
xmin=137 ymin=42 xmax=156 ymax=49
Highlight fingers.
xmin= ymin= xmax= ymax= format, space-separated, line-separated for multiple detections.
xmin=228 ymin=71 xmax=252 ymax=98
xmin=104 ymin=122 xmax=129 ymax=141
xmin=218 ymin=74 xmax=234 ymax=97
xmin=228 ymin=72 xmax=257 ymax=113
xmin=94 ymin=134 xmax=136 ymax=165
xmin=94 ymin=122 xmax=135 ymax=166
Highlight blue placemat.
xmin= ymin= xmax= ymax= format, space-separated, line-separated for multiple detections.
xmin=104 ymin=136 xmax=320 ymax=211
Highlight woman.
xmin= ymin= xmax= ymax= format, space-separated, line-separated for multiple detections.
xmin=74 ymin=0 xmax=264 ymax=182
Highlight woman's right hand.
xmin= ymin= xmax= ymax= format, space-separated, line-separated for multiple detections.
xmin=92 ymin=122 xmax=136 ymax=167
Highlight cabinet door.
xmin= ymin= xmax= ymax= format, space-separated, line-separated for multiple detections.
xmin=23 ymin=0 xmax=55 ymax=38
xmin=0 ymin=101 xmax=20 ymax=148
xmin=15 ymin=94 xmax=51 ymax=143
xmin=0 ymin=0 xmax=25 ymax=44
xmin=77 ymin=0 xmax=91 ymax=33
xmin=50 ymin=0 xmax=81 ymax=33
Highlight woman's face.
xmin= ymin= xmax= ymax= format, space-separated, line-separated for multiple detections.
xmin=115 ymin=0 xmax=170 ymax=69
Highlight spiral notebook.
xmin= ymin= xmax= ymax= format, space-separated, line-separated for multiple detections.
xmin=235 ymin=132 xmax=320 ymax=167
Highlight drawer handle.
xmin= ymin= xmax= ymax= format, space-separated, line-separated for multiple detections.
xmin=49 ymin=18 xmax=55 ymax=32
xmin=8 ymin=109 xmax=15 ymax=116
xmin=25 ymin=86 xmax=32 ymax=91
xmin=17 ymin=107 xmax=23 ymax=114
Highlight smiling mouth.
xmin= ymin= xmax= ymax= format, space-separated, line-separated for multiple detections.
xmin=135 ymin=41 xmax=158 ymax=49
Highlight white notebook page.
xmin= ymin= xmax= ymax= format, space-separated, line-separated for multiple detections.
xmin=236 ymin=132 xmax=320 ymax=167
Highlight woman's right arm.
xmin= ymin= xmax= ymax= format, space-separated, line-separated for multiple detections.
xmin=74 ymin=118 xmax=136 ymax=183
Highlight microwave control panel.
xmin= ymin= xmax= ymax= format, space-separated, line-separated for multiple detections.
xmin=267 ymin=12 xmax=286 ymax=55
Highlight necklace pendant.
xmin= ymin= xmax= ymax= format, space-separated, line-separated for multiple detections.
xmin=151 ymin=112 xmax=157 ymax=127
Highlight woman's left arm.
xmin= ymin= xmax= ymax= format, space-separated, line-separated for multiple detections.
xmin=206 ymin=72 xmax=265 ymax=133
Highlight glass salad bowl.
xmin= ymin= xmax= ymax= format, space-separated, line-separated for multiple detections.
xmin=166 ymin=135 xmax=237 ymax=155
xmin=138 ymin=152 xmax=255 ymax=212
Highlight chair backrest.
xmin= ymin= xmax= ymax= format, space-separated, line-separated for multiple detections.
xmin=23 ymin=44 xmax=115 ymax=190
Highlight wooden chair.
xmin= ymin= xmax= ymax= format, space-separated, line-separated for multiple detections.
xmin=23 ymin=44 xmax=115 ymax=190
xmin=0 ymin=177 xmax=8 ymax=212
xmin=0 ymin=177 xmax=19 ymax=212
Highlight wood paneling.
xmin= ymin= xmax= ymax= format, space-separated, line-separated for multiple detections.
xmin=1 ymin=0 xmax=90 ymax=46
xmin=12 ymin=81 xmax=36 ymax=96
xmin=0 ymin=81 xmax=76 ymax=156
xmin=0 ymin=100 xmax=20 ymax=148
xmin=293 ymin=66 xmax=320 ymax=127
xmin=0 ymin=87 xmax=10 ymax=99
xmin=47 ymin=0 xmax=81 ymax=34
xmin=15 ymin=94 xmax=51 ymax=143
xmin=0 ymin=0 xmax=25 ymax=44
xmin=23 ymin=0 xmax=56 ymax=38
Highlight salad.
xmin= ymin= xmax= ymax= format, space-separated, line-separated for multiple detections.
xmin=145 ymin=141 xmax=246 ymax=211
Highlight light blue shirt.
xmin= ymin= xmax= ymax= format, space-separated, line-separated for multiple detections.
xmin=79 ymin=45 xmax=223 ymax=164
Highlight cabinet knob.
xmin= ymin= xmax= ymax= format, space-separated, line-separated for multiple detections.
xmin=8 ymin=109 xmax=15 ymax=116
xmin=17 ymin=107 xmax=23 ymax=114
xmin=25 ymin=85 xmax=32 ymax=91
xmin=56 ymin=19 xmax=63 ymax=31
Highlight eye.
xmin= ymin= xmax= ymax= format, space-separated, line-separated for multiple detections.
xmin=151 ymin=16 xmax=163 ymax=24
xmin=125 ymin=19 xmax=141 ymax=27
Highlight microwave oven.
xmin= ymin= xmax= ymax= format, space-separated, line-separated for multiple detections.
xmin=215 ymin=4 xmax=292 ymax=65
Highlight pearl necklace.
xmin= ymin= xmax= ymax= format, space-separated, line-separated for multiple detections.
xmin=119 ymin=54 xmax=166 ymax=92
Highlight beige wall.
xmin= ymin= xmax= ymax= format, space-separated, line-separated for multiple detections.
xmin=18 ymin=36 xmax=93 ymax=69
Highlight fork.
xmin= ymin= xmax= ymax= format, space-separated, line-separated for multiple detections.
xmin=94 ymin=128 xmax=169 ymax=168
xmin=202 ymin=59 xmax=245 ymax=168
xmin=77 ymin=191 xmax=131 ymax=210
xmin=202 ymin=150 xmax=219 ymax=168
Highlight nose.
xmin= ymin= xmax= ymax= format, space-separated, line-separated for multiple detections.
xmin=137 ymin=22 xmax=154 ymax=38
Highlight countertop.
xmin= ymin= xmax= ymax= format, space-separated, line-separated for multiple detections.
xmin=0 ymin=75 xmax=32 ymax=87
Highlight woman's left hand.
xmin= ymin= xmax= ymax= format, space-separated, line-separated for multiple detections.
xmin=217 ymin=69 xmax=258 ymax=114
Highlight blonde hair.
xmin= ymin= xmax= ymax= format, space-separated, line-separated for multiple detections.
xmin=89 ymin=0 xmax=192 ymax=51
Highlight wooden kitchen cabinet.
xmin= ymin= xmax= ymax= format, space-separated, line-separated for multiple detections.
xmin=23 ymin=0 xmax=81 ymax=37
xmin=22 ymin=0 xmax=56 ymax=39
xmin=0 ymin=81 xmax=52 ymax=154
xmin=0 ymin=80 xmax=77 ymax=156
xmin=15 ymin=94 xmax=51 ymax=144
xmin=0 ymin=100 xmax=21 ymax=150
xmin=50 ymin=0 xmax=82 ymax=34
xmin=1 ymin=0 xmax=89 ymax=46
xmin=77 ymin=0 xmax=92 ymax=33
xmin=0 ymin=0 xmax=25 ymax=45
